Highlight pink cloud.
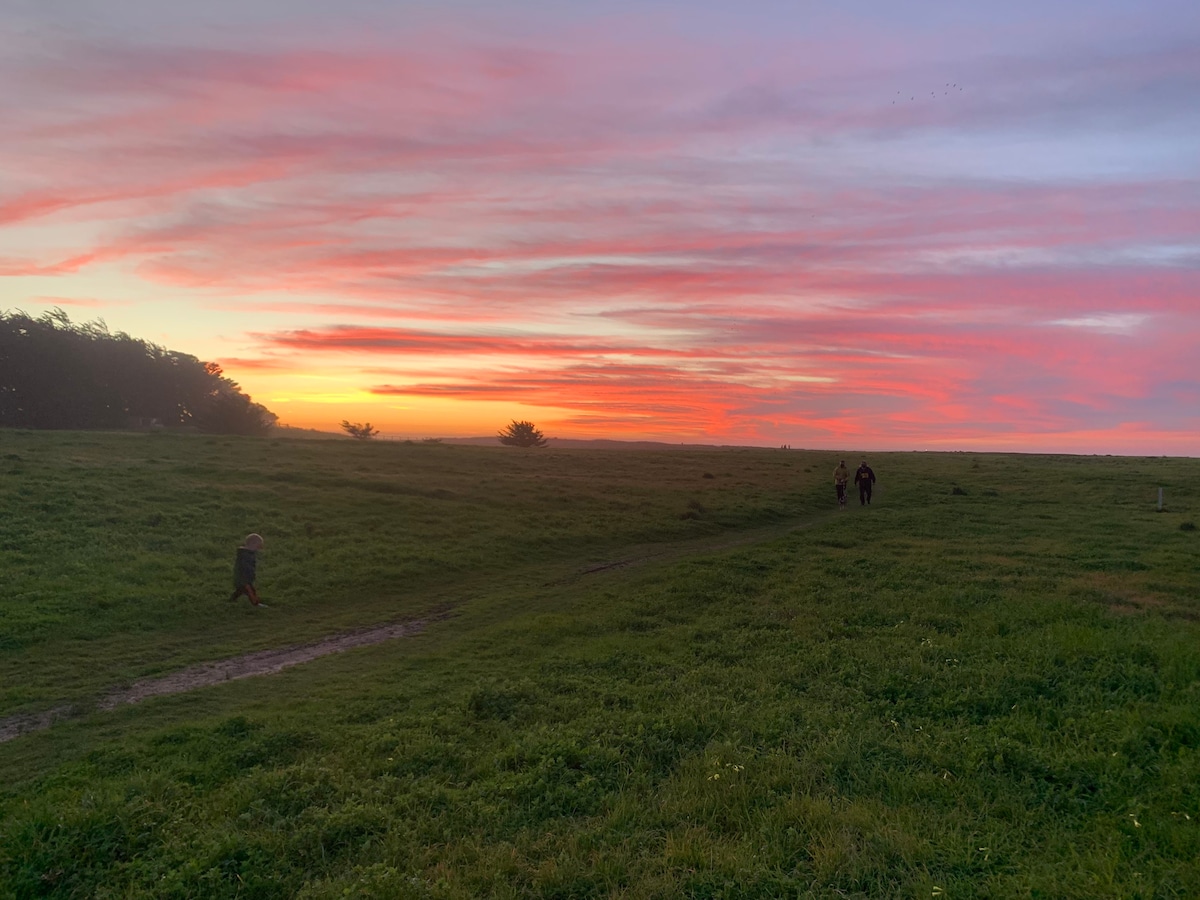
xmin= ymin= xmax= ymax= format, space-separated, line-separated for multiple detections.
xmin=28 ymin=296 xmax=127 ymax=309
xmin=214 ymin=356 xmax=294 ymax=371
xmin=2 ymin=24 xmax=1197 ymax=451
xmin=0 ymin=252 xmax=117 ymax=277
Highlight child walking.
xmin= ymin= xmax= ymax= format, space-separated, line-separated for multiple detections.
xmin=833 ymin=460 xmax=850 ymax=509
xmin=230 ymin=533 xmax=266 ymax=607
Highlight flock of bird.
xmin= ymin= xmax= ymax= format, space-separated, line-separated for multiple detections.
xmin=893 ymin=83 xmax=964 ymax=103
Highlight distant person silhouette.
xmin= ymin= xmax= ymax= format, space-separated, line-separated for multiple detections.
xmin=833 ymin=460 xmax=850 ymax=509
xmin=854 ymin=461 xmax=876 ymax=505
xmin=230 ymin=533 xmax=266 ymax=607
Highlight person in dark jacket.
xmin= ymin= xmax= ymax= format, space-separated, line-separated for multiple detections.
xmin=854 ymin=461 xmax=876 ymax=506
xmin=230 ymin=533 xmax=265 ymax=606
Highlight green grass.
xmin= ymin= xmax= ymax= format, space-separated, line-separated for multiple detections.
xmin=1 ymin=432 xmax=1198 ymax=898
xmin=0 ymin=432 xmax=817 ymax=715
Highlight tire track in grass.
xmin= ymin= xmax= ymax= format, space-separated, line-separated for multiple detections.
xmin=555 ymin=514 xmax=833 ymax=582
xmin=1 ymin=509 xmax=843 ymax=743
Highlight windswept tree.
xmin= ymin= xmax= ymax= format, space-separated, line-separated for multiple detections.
xmin=498 ymin=419 xmax=548 ymax=448
xmin=341 ymin=420 xmax=379 ymax=440
xmin=0 ymin=308 xmax=276 ymax=435
xmin=197 ymin=375 xmax=278 ymax=436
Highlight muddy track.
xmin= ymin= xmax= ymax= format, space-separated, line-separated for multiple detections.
xmin=1 ymin=514 xmax=831 ymax=744
xmin=0 ymin=609 xmax=454 ymax=744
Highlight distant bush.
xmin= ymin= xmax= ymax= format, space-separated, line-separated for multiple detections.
xmin=340 ymin=421 xmax=379 ymax=440
xmin=1182 ymin=522 xmax=1196 ymax=532
xmin=702 ymin=472 xmax=715 ymax=479
xmin=498 ymin=420 xmax=548 ymax=448
xmin=952 ymin=486 xmax=968 ymax=495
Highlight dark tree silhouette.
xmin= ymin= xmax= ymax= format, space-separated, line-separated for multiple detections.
xmin=0 ymin=309 xmax=277 ymax=435
xmin=341 ymin=420 xmax=379 ymax=440
xmin=498 ymin=419 xmax=548 ymax=447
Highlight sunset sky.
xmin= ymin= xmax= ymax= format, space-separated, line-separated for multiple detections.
xmin=3 ymin=0 xmax=1198 ymax=452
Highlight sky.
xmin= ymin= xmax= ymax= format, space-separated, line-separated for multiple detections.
xmin=2 ymin=0 xmax=1198 ymax=453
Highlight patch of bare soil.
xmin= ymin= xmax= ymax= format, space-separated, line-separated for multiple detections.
xmin=0 ymin=611 xmax=451 ymax=744
xmin=0 ymin=706 xmax=79 ymax=744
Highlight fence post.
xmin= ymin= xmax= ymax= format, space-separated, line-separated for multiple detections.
xmin=1158 ymin=487 xmax=1164 ymax=511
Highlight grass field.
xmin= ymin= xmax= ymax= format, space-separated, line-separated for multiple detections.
xmin=1 ymin=431 xmax=1198 ymax=898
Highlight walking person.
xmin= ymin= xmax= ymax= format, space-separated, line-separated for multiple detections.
xmin=855 ymin=460 xmax=876 ymax=506
xmin=833 ymin=460 xmax=850 ymax=509
xmin=230 ymin=533 xmax=266 ymax=607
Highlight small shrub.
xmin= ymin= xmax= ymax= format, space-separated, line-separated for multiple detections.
xmin=498 ymin=420 xmax=548 ymax=447
xmin=951 ymin=486 xmax=967 ymax=496
xmin=702 ymin=472 xmax=715 ymax=479
xmin=340 ymin=421 xmax=379 ymax=440
xmin=1182 ymin=521 xmax=1196 ymax=532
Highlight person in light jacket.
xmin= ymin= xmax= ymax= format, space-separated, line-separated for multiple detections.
xmin=833 ymin=461 xmax=850 ymax=509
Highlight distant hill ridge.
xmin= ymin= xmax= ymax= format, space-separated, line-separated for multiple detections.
xmin=439 ymin=436 xmax=744 ymax=450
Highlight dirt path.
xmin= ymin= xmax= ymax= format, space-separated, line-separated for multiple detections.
xmin=0 ymin=514 xmax=830 ymax=744
xmin=0 ymin=613 xmax=449 ymax=744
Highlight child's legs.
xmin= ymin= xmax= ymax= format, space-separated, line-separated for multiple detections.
xmin=232 ymin=584 xmax=260 ymax=604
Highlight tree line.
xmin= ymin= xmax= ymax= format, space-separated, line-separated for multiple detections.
xmin=0 ymin=309 xmax=277 ymax=435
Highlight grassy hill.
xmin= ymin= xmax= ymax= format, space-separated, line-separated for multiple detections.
xmin=0 ymin=431 xmax=1197 ymax=898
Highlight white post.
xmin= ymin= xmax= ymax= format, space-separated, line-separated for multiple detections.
xmin=1158 ymin=488 xmax=1163 ymax=511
